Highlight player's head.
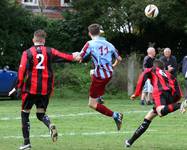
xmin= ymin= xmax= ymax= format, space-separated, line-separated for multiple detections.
xmin=147 ymin=47 xmax=156 ymax=58
xmin=163 ymin=48 xmax=171 ymax=58
xmin=153 ymin=59 xmax=164 ymax=70
xmin=33 ymin=29 xmax=47 ymax=45
xmin=88 ymin=23 xmax=101 ymax=38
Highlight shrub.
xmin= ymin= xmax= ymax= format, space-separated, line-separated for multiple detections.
xmin=177 ymin=73 xmax=185 ymax=92
xmin=107 ymin=53 xmax=142 ymax=95
xmin=53 ymin=53 xmax=142 ymax=96
xmin=53 ymin=63 xmax=91 ymax=92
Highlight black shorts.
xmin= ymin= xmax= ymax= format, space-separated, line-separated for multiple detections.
xmin=153 ymin=91 xmax=174 ymax=113
xmin=22 ymin=93 xmax=49 ymax=111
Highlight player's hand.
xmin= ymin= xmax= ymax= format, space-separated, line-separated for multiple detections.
xmin=17 ymin=88 xmax=22 ymax=98
xmin=130 ymin=94 xmax=136 ymax=100
xmin=72 ymin=52 xmax=82 ymax=61
xmin=168 ymin=65 xmax=174 ymax=72
xmin=112 ymin=64 xmax=116 ymax=68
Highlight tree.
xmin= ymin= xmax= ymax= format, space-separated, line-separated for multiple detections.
xmin=0 ymin=1 xmax=48 ymax=69
xmin=68 ymin=0 xmax=187 ymax=59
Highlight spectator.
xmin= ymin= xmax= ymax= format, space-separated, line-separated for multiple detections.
xmin=159 ymin=48 xmax=177 ymax=77
xmin=140 ymin=47 xmax=155 ymax=105
xmin=182 ymin=56 xmax=187 ymax=99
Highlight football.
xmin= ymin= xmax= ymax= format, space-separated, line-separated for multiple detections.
xmin=144 ymin=4 xmax=159 ymax=18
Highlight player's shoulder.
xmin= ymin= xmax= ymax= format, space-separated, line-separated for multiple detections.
xmin=101 ymin=39 xmax=115 ymax=49
xmin=165 ymin=70 xmax=175 ymax=80
xmin=86 ymin=40 xmax=92 ymax=44
xmin=45 ymin=46 xmax=54 ymax=51
xmin=144 ymin=67 xmax=153 ymax=72
xmin=24 ymin=46 xmax=34 ymax=55
xmin=144 ymin=55 xmax=151 ymax=62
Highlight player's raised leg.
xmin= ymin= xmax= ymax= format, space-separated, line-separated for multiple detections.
xmin=35 ymin=95 xmax=58 ymax=142
xmin=125 ymin=109 xmax=157 ymax=147
xmin=88 ymin=97 xmax=123 ymax=130
xmin=36 ymin=109 xmax=58 ymax=142
xmin=156 ymin=102 xmax=181 ymax=117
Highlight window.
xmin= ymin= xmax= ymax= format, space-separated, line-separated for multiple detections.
xmin=60 ymin=0 xmax=71 ymax=6
xmin=64 ymin=0 xmax=70 ymax=3
xmin=22 ymin=0 xmax=38 ymax=6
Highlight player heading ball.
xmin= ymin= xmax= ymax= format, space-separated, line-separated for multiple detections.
xmin=77 ymin=23 xmax=123 ymax=130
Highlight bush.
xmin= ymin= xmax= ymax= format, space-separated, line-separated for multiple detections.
xmin=53 ymin=53 xmax=142 ymax=96
xmin=107 ymin=53 xmax=142 ymax=95
xmin=53 ymin=63 xmax=91 ymax=92
xmin=177 ymin=73 xmax=186 ymax=92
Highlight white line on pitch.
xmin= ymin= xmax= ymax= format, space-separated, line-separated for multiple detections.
xmin=0 ymin=110 xmax=149 ymax=121
xmin=2 ymin=129 xmax=157 ymax=139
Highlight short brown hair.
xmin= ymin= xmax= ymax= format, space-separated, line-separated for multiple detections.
xmin=33 ymin=29 xmax=47 ymax=42
xmin=153 ymin=59 xmax=164 ymax=70
xmin=88 ymin=24 xmax=100 ymax=36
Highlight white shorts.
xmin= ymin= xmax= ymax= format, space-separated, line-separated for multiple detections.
xmin=143 ymin=79 xmax=153 ymax=93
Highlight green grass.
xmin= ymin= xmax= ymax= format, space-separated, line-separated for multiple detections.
xmin=0 ymin=94 xmax=187 ymax=150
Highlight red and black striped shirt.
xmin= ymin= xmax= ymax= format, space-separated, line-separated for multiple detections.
xmin=134 ymin=67 xmax=183 ymax=99
xmin=17 ymin=45 xmax=73 ymax=95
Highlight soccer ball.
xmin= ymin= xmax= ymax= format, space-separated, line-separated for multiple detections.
xmin=144 ymin=4 xmax=159 ymax=18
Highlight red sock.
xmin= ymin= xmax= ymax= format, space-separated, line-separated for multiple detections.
xmin=96 ymin=103 xmax=113 ymax=117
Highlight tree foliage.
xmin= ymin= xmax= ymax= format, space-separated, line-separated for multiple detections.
xmin=0 ymin=1 xmax=48 ymax=69
xmin=0 ymin=0 xmax=187 ymax=69
xmin=69 ymin=0 xmax=187 ymax=59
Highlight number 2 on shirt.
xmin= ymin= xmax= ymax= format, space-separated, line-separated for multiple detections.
xmin=99 ymin=46 xmax=108 ymax=55
xmin=36 ymin=54 xmax=45 ymax=69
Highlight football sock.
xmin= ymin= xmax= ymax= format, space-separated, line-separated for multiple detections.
xmin=96 ymin=103 xmax=113 ymax=117
xmin=36 ymin=113 xmax=51 ymax=128
xmin=161 ymin=103 xmax=181 ymax=116
xmin=128 ymin=118 xmax=151 ymax=145
xmin=21 ymin=111 xmax=30 ymax=145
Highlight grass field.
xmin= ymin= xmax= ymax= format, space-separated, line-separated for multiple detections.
xmin=0 ymin=94 xmax=187 ymax=150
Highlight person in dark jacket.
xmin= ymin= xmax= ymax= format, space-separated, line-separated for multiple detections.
xmin=159 ymin=48 xmax=177 ymax=77
xmin=140 ymin=47 xmax=155 ymax=105
xmin=182 ymin=56 xmax=187 ymax=99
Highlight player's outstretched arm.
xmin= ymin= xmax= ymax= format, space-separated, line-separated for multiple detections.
xmin=52 ymin=48 xmax=74 ymax=61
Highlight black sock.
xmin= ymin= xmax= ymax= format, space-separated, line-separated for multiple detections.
xmin=21 ymin=111 xmax=30 ymax=145
xmin=36 ymin=113 xmax=51 ymax=128
xmin=128 ymin=118 xmax=151 ymax=145
xmin=42 ymin=115 xmax=51 ymax=128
